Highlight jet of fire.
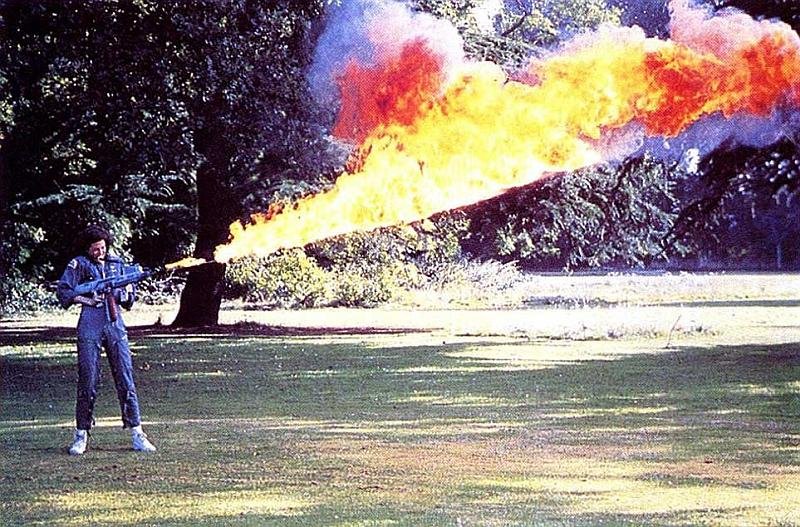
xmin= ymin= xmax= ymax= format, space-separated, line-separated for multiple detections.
xmin=165 ymin=257 xmax=210 ymax=270
xmin=213 ymin=0 xmax=800 ymax=264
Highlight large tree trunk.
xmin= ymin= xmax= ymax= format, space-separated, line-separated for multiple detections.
xmin=172 ymin=260 xmax=227 ymax=326
xmin=172 ymin=147 xmax=238 ymax=327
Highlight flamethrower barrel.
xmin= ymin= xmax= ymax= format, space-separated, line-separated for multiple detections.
xmin=72 ymin=267 xmax=153 ymax=297
xmin=71 ymin=260 xmax=209 ymax=300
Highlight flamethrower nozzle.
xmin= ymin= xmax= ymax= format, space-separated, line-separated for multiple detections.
xmin=163 ymin=257 xmax=212 ymax=272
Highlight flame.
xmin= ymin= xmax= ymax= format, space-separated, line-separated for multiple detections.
xmin=213 ymin=0 xmax=800 ymax=264
xmin=165 ymin=257 xmax=209 ymax=270
xmin=333 ymin=39 xmax=446 ymax=144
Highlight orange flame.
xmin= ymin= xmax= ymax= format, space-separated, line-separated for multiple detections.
xmin=333 ymin=39 xmax=445 ymax=144
xmin=213 ymin=1 xmax=800 ymax=264
xmin=164 ymin=257 xmax=209 ymax=270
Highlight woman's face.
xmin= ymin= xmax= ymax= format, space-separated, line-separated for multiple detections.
xmin=87 ymin=239 xmax=107 ymax=263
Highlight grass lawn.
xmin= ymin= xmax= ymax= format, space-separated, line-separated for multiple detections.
xmin=1 ymin=273 xmax=799 ymax=526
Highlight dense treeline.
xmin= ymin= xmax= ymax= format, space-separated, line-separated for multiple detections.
xmin=1 ymin=0 xmax=798 ymax=320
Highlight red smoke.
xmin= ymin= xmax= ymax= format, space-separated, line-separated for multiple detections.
xmin=333 ymin=39 xmax=446 ymax=143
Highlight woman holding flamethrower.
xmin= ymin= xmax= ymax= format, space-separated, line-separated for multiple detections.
xmin=56 ymin=225 xmax=157 ymax=455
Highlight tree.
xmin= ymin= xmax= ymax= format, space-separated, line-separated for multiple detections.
xmin=413 ymin=0 xmax=620 ymax=65
xmin=464 ymin=155 xmax=683 ymax=269
xmin=414 ymin=0 xmax=686 ymax=271
xmin=668 ymin=142 xmax=800 ymax=270
xmin=152 ymin=2 xmax=330 ymax=326
xmin=1 ymin=1 xmax=332 ymax=324
xmin=660 ymin=0 xmax=800 ymax=269
xmin=0 ymin=1 xmax=198 ymax=282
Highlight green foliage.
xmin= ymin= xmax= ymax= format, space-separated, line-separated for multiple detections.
xmin=135 ymin=275 xmax=186 ymax=306
xmin=1 ymin=1 xmax=331 ymax=321
xmin=0 ymin=1 xmax=200 ymax=277
xmin=411 ymin=213 xmax=471 ymax=273
xmin=412 ymin=0 xmax=532 ymax=65
xmin=496 ymin=0 xmax=622 ymax=47
xmin=313 ymin=229 xmax=423 ymax=307
xmin=466 ymin=156 xmax=681 ymax=270
xmin=314 ymin=216 xmax=465 ymax=274
xmin=0 ymin=222 xmax=46 ymax=276
xmin=311 ymin=213 xmax=468 ymax=306
xmin=220 ymin=213 xmax=469 ymax=308
xmin=679 ymin=142 xmax=800 ymax=270
xmin=413 ymin=0 xmax=481 ymax=22
xmin=326 ymin=261 xmax=410 ymax=307
xmin=0 ymin=279 xmax=54 ymax=317
xmin=225 ymin=249 xmax=329 ymax=308
xmin=413 ymin=0 xmax=621 ymax=65
xmin=0 ymin=223 xmax=57 ymax=316
xmin=666 ymin=138 xmax=800 ymax=270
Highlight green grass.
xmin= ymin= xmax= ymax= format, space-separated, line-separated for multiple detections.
xmin=2 ymin=288 xmax=800 ymax=525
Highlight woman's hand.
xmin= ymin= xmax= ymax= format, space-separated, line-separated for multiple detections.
xmin=73 ymin=294 xmax=103 ymax=308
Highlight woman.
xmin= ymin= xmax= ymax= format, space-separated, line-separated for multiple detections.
xmin=57 ymin=224 xmax=156 ymax=455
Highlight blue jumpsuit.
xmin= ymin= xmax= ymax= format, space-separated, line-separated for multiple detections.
xmin=57 ymin=255 xmax=142 ymax=430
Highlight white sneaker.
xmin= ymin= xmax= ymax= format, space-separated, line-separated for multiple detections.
xmin=132 ymin=430 xmax=156 ymax=452
xmin=69 ymin=429 xmax=88 ymax=455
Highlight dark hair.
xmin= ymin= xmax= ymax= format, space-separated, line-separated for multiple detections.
xmin=80 ymin=224 xmax=113 ymax=251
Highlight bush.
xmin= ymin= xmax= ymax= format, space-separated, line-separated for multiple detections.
xmin=0 ymin=222 xmax=58 ymax=316
xmin=328 ymin=260 xmax=421 ymax=307
xmin=409 ymin=212 xmax=470 ymax=275
xmin=310 ymin=227 xmax=421 ymax=307
xmin=465 ymin=156 xmax=680 ymax=270
xmin=222 ymin=213 xmax=469 ymax=308
xmin=308 ymin=212 xmax=468 ymax=306
xmin=224 ymin=249 xmax=329 ymax=308
xmin=0 ymin=278 xmax=57 ymax=317
xmin=406 ymin=258 xmax=527 ymax=308
xmin=135 ymin=275 xmax=185 ymax=305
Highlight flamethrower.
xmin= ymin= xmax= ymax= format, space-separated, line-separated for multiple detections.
xmin=72 ymin=264 xmax=156 ymax=322
xmin=73 ymin=259 xmax=210 ymax=298
xmin=73 ymin=264 xmax=157 ymax=298
xmin=73 ymin=258 xmax=209 ymax=321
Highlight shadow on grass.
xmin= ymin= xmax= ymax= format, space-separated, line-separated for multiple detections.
xmin=657 ymin=299 xmax=800 ymax=308
xmin=2 ymin=323 xmax=799 ymax=526
xmin=0 ymin=321 xmax=425 ymax=346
